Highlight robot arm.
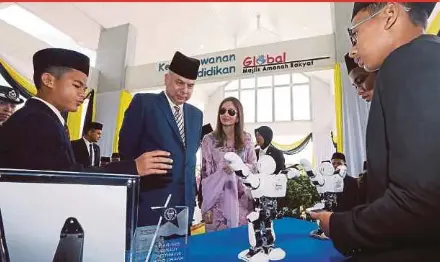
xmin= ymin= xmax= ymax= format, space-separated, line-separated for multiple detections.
xmin=300 ymin=159 xmax=325 ymax=186
xmin=224 ymin=152 xmax=260 ymax=189
xmin=335 ymin=165 xmax=347 ymax=179
xmin=278 ymin=164 xmax=301 ymax=180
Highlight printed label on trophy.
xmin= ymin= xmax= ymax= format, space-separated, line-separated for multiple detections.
xmin=131 ymin=195 xmax=189 ymax=262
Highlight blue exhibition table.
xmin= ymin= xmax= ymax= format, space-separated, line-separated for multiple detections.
xmin=187 ymin=218 xmax=347 ymax=262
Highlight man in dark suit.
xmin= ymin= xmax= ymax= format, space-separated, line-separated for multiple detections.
xmin=0 ymin=48 xmax=173 ymax=177
xmin=71 ymin=122 xmax=103 ymax=167
xmin=119 ymin=51 xmax=203 ymax=228
xmin=255 ymin=126 xmax=285 ymax=174
xmin=311 ymin=3 xmax=440 ymax=261
xmin=0 ymin=85 xmax=24 ymax=126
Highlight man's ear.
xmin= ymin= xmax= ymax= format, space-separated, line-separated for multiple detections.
xmin=41 ymin=73 xmax=55 ymax=89
xmin=164 ymin=72 xmax=170 ymax=85
xmin=383 ymin=3 xmax=399 ymax=30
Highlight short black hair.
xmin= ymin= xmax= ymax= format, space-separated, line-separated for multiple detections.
xmin=35 ymin=66 xmax=73 ymax=89
xmin=366 ymin=3 xmax=430 ymax=29
xmin=111 ymin=153 xmax=120 ymax=158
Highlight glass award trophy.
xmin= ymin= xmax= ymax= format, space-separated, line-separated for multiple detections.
xmin=0 ymin=209 xmax=10 ymax=262
xmin=132 ymin=194 xmax=189 ymax=262
xmin=53 ymin=217 xmax=85 ymax=262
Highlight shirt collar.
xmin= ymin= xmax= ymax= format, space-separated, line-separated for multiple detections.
xmin=32 ymin=97 xmax=65 ymax=126
xmin=83 ymin=137 xmax=92 ymax=146
xmin=164 ymin=91 xmax=183 ymax=111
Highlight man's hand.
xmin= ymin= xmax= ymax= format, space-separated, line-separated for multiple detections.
xmin=309 ymin=211 xmax=333 ymax=237
xmin=223 ymin=165 xmax=234 ymax=175
xmin=135 ymin=150 xmax=173 ymax=176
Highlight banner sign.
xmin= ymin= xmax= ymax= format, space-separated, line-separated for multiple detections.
xmin=125 ymin=34 xmax=335 ymax=90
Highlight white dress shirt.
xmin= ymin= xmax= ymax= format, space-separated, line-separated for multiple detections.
xmin=164 ymin=91 xmax=184 ymax=119
xmin=32 ymin=97 xmax=65 ymax=126
xmin=83 ymin=137 xmax=95 ymax=166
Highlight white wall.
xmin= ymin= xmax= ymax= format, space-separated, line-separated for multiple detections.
xmin=310 ymin=76 xmax=336 ymax=164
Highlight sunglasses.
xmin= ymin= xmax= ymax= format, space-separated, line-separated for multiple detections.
xmin=219 ymin=108 xmax=236 ymax=117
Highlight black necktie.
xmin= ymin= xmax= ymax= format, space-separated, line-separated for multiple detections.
xmin=89 ymin=143 xmax=93 ymax=166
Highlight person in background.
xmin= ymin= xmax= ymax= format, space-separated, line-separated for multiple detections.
xmin=71 ymin=122 xmax=103 ymax=167
xmin=255 ymin=126 xmax=285 ymax=174
xmin=100 ymin=157 xmax=111 ymax=167
xmin=345 ymin=53 xmax=376 ymax=102
xmin=119 ymin=51 xmax=203 ymax=228
xmin=311 ymin=3 xmax=440 ymax=261
xmin=0 ymin=85 xmax=23 ymax=126
xmin=200 ymin=97 xmax=257 ymax=232
xmin=0 ymin=48 xmax=172 ymax=177
xmin=330 ymin=152 xmax=361 ymax=212
xmin=111 ymin=152 xmax=121 ymax=163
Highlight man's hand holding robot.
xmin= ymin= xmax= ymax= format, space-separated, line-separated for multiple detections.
xmin=300 ymin=159 xmax=347 ymax=240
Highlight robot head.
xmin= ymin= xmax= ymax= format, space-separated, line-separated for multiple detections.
xmin=317 ymin=161 xmax=335 ymax=176
xmin=257 ymin=155 xmax=276 ymax=174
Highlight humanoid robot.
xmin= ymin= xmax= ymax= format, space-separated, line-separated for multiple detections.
xmin=300 ymin=159 xmax=347 ymax=240
xmin=224 ymin=152 xmax=301 ymax=262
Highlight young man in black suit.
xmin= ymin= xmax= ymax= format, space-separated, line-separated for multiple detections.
xmin=71 ymin=122 xmax=103 ymax=167
xmin=0 ymin=48 xmax=173 ymax=177
xmin=311 ymin=3 xmax=440 ymax=261
xmin=255 ymin=126 xmax=285 ymax=174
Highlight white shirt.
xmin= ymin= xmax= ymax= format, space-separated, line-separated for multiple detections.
xmin=83 ymin=137 xmax=95 ymax=165
xmin=259 ymin=146 xmax=268 ymax=159
xmin=164 ymin=91 xmax=184 ymax=119
xmin=32 ymin=97 xmax=65 ymax=126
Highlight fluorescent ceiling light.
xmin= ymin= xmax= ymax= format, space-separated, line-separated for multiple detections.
xmin=0 ymin=4 xmax=96 ymax=66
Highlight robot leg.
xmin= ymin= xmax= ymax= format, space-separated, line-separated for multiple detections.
xmin=263 ymin=217 xmax=286 ymax=261
xmin=238 ymin=211 xmax=269 ymax=262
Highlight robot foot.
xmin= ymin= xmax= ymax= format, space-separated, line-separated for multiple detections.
xmin=267 ymin=247 xmax=286 ymax=261
xmin=306 ymin=202 xmax=325 ymax=213
xmin=238 ymin=248 xmax=269 ymax=262
xmin=309 ymin=228 xmax=330 ymax=240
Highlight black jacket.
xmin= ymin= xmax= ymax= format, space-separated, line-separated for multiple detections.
xmin=330 ymin=35 xmax=440 ymax=261
xmin=71 ymin=139 xmax=101 ymax=167
xmin=0 ymin=99 xmax=136 ymax=175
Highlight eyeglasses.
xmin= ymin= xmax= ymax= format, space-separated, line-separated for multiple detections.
xmin=348 ymin=4 xmax=410 ymax=46
xmin=219 ymin=108 xmax=236 ymax=117
xmin=348 ymin=8 xmax=383 ymax=46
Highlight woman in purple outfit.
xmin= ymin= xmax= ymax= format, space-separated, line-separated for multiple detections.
xmin=200 ymin=97 xmax=257 ymax=232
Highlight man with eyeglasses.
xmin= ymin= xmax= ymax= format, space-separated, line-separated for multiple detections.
xmin=119 ymin=51 xmax=203 ymax=229
xmin=344 ymin=53 xmax=375 ymax=102
xmin=310 ymin=3 xmax=440 ymax=261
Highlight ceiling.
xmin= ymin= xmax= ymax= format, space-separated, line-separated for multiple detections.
xmin=17 ymin=2 xmax=334 ymax=66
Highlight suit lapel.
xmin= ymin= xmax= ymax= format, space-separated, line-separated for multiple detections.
xmin=157 ymin=92 xmax=185 ymax=148
xmin=80 ymin=140 xmax=91 ymax=165
xmin=28 ymin=99 xmax=76 ymax=163
xmin=183 ymin=104 xmax=192 ymax=150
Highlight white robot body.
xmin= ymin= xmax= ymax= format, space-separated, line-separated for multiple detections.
xmin=224 ymin=152 xmax=299 ymax=261
xmin=248 ymin=174 xmax=287 ymax=199
xmin=300 ymin=159 xmax=348 ymax=240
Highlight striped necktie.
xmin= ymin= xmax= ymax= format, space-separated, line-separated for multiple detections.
xmin=173 ymin=105 xmax=185 ymax=146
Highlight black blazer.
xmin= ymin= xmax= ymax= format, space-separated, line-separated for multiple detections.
xmin=256 ymin=144 xmax=285 ymax=174
xmin=0 ymin=99 xmax=136 ymax=175
xmin=329 ymin=35 xmax=440 ymax=261
xmin=71 ymin=139 xmax=101 ymax=167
